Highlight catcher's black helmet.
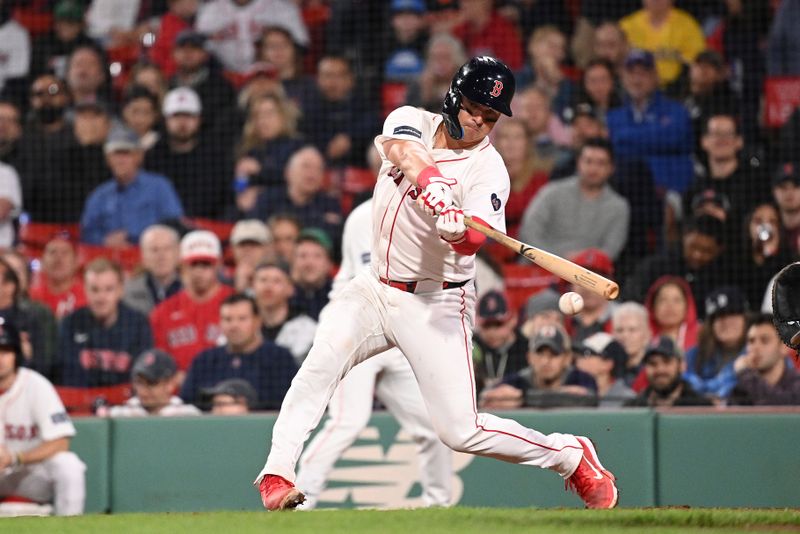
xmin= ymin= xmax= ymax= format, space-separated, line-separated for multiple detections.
xmin=442 ymin=56 xmax=515 ymax=140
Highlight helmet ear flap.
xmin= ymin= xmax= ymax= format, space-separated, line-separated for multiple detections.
xmin=442 ymin=87 xmax=463 ymax=140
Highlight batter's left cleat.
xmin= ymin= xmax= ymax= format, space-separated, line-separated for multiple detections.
xmin=259 ymin=474 xmax=306 ymax=511
xmin=565 ymin=437 xmax=619 ymax=509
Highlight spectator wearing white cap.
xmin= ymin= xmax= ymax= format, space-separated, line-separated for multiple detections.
xmin=574 ymin=332 xmax=635 ymax=407
xmin=145 ymin=86 xmax=233 ymax=219
xmin=229 ymin=219 xmax=275 ymax=292
xmin=149 ymin=230 xmax=235 ymax=373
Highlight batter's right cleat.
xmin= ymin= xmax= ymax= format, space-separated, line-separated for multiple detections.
xmin=565 ymin=437 xmax=619 ymax=509
xmin=259 ymin=474 xmax=306 ymax=511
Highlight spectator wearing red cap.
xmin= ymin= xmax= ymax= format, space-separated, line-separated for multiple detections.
xmin=30 ymin=236 xmax=86 ymax=321
xmin=149 ymin=231 xmax=235 ymax=373
xmin=563 ymin=248 xmax=616 ymax=344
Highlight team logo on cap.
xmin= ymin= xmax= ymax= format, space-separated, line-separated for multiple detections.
xmin=491 ymin=193 xmax=501 ymax=211
xmin=490 ymin=80 xmax=503 ymax=97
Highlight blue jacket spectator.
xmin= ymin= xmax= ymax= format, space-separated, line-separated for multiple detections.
xmin=80 ymin=126 xmax=183 ymax=246
xmin=607 ymin=50 xmax=694 ymax=193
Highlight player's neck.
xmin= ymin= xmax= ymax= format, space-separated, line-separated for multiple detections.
xmin=435 ymin=123 xmax=484 ymax=151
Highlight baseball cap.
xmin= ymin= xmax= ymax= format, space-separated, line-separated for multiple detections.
xmin=570 ymin=248 xmax=614 ymax=277
xmin=690 ymin=189 xmax=732 ymax=216
xmin=704 ymin=286 xmax=749 ymax=320
xmin=391 ymin=0 xmax=426 ymax=13
xmin=180 ymin=230 xmax=222 ymax=263
xmin=694 ymin=50 xmax=724 ymax=70
xmin=131 ymin=349 xmax=177 ymax=382
xmin=104 ymin=126 xmax=141 ymax=154
xmin=297 ymin=228 xmax=333 ymax=257
xmin=0 ymin=318 xmax=21 ymax=353
xmin=624 ymin=49 xmax=656 ymax=71
xmin=525 ymin=288 xmax=561 ymax=318
xmin=174 ymin=30 xmax=207 ymax=49
xmin=163 ymin=86 xmax=202 ymax=117
xmin=231 ymin=219 xmax=272 ymax=246
xmin=477 ymin=290 xmax=511 ymax=323
xmin=54 ymin=0 xmax=84 ymax=22
xmin=562 ymin=102 xmax=599 ymax=125
xmin=772 ymin=162 xmax=800 ymax=187
xmin=581 ymin=332 xmax=629 ymax=375
xmin=202 ymin=379 xmax=258 ymax=409
xmin=643 ymin=336 xmax=682 ymax=363
xmin=530 ymin=324 xmax=569 ymax=354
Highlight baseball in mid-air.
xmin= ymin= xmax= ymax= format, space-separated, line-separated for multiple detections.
xmin=559 ymin=292 xmax=584 ymax=315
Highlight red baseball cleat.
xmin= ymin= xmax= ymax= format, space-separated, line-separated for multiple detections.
xmin=565 ymin=437 xmax=619 ymax=509
xmin=259 ymin=474 xmax=306 ymax=511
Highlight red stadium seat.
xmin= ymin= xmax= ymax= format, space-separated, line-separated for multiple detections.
xmin=189 ymin=218 xmax=235 ymax=243
xmin=764 ymin=76 xmax=800 ymax=128
xmin=382 ymin=82 xmax=408 ymax=118
xmin=55 ymin=385 xmax=132 ymax=415
xmin=502 ymin=263 xmax=557 ymax=316
xmin=19 ymin=222 xmax=80 ymax=249
xmin=76 ymin=244 xmax=142 ymax=273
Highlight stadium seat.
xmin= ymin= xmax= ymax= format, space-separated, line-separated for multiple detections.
xmin=76 ymin=244 xmax=142 ymax=273
xmin=381 ymin=82 xmax=408 ymax=119
xmin=19 ymin=223 xmax=80 ymax=249
xmin=189 ymin=218 xmax=235 ymax=244
xmin=55 ymin=385 xmax=132 ymax=415
xmin=502 ymin=263 xmax=557 ymax=316
xmin=764 ymin=76 xmax=800 ymax=128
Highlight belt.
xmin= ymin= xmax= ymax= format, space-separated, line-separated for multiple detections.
xmin=379 ymin=276 xmax=470 ymax=293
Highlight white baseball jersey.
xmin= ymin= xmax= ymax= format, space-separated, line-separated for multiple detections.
xmin=330 ymin=199 xmax=374 ymax=300
xmin=197 ymin=0 xmax=309 ymax=73
xmin=0 ymin=369 xmax=75 ymax=454
xmin=372 ymin=106 xmax=510 ymax=282
xmin=107 ymin=396 xmax=202 ymax=418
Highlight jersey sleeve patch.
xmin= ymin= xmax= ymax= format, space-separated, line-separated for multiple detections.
xmin=51 ymin=412 xmax=71 ymax=424
xmin=491 ymin=193 xmax=502 ymax=211
xmin=392 ymin=125 xmax=422 ymax=138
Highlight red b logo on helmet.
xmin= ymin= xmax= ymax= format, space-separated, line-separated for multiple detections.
xmin=490 ymin=80 xmax=503 ymax=97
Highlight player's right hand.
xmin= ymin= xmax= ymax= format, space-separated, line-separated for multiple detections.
xmin=419 ymin=182 xmax=454 ymax=216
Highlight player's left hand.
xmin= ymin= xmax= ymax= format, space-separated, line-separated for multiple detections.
xmin=436 ymin=208 xmax=466 ymax=244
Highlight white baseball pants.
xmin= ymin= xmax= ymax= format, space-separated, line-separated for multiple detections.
xmin=295 ymin=347 xmax=452 ymax=509
xmin=258 ymin=272 xmax=583 ymax=486
xmin=0 ymin=451 xmax=86 ymax=516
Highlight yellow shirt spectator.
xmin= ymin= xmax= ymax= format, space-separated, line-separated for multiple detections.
xmin=620 ymin=8 xmax=705 ymax=86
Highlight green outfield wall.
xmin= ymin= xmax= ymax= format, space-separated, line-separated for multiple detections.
xmin=70 ymin=409 xmax=800 ymax=513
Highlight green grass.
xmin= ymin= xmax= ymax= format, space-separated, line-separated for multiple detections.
xmin=5 ymin=508 xmax=800 ymax=534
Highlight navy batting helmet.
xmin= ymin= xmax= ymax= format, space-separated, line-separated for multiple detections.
xmin=442 ymin=56 xmax=515 ymax=140
xmin=0 ymin=318 xmax=22 ymax=369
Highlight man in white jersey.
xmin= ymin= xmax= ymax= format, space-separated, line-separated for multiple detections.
xmin=0 ymin=319 xmax=85 ymax=515
xmin=295 ymin=198 xmax=452 ymax=509
xmin=256 ymin=56 xmax=619 ymax=510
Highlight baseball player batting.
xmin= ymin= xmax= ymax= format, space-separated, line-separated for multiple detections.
xmin=295 ymin=198 xmax=452 ymax=509
xmin=255 ymin=56 xmax=618 ymax=510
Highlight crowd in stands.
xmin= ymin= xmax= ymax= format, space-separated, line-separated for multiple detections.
xmin=0 ymin=0 xmax=799 ymax=416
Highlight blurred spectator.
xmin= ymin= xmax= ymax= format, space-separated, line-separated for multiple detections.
xmin=607 ymin=49 xmax=694 ymax=193
xmin=493 ymin=118 xmax=548 ymax=238
xmin=772 ymin=162 xmax=800 ymax=257
xmin=180 ymin=293 xmax=298 ymax=409
xmin=514 ymin=87 xmax=571 ymax=173
xmin=730 ymin=313 xmax=800 ymax=405
xmin=0 ymin=256 xmax=56 ymax=376
xmin=123 ymin=224 xmax=182 ymax=316
xmin=499 ymin=0 xmax=573 ymax=38
xmin=0 ymin=100 xmax=21 ymax=166
xmin=120 ymin=86 xmax=161 ymax=151
xmin=256 ymin=25 xmax=316 ymax=109
xmin=516 ymin=26 xmax=574 ymax=114
xmin=0 ymin=319 xmax=86 ymax=516
xmin=625 ymin=215 xmax=728 ymax=308
xmin=65 ymin=45 xmax=109 ymax=108
xmin=683 ymin=114 xmax=769 ymax=239
xmin=480 ymin=324 xmax=596 ymax=409
xmin=381 ymin=0 xmax=429 ymax=83
xmin=289 ymin=229 xmax=334 ymax=321
xmin=29 ymin=236 xmax=87 ymax=320
xmin=170 ymin=30 xmax=236 ymax=129
xmin=0 ymin=3 xmax=30 ymax=104
xmin=30 ymin=0 xmax=96 ymax=79
xmin=196 ymin=0 xmax=309 ymax=74
xmin=619 ymin=0 xmax=705 ymax=89
xmin=229 ymin=219 xmax=274 ymax=292
xmin=268 ymin=213 xmax=302 ymax=263
xmin=149 ymin=0 xmax=199 ymax=77
xmin=150 ymin=230 xmax=235 ymax=372
xmin=145 ymin=86 xmax=232 ymax=219
xmin=519 ymin=288 xmax=563 ymax=339
xmin=683 ymin=286 xmax=748 ymax=401
xmin=0 ymin=159 xmax=20 ymax=248
xmin=108 ymin=349 xmax=201 ymax=417
xmin=247 ymin=146 xmax=342 ymax=242
xmin=301 ymin=54 xmax=379 ymax=167
xmin=55 ymin=259 xmax=153 ymax=387
xmin=472 ymin=290 xmax=529 ymax=394
xmin=251 ymin=260 xmax=316 ymax=366
xmin=644 ymin=275 xmax=699 ymax=352
xmin=564 ymin=249 xmax=616 ymax=343
xmin=575 ymin=332 xmax=635 ymax=407
xmin=452 ymin=0 xmax=523 ymax=71
xmin=626 ymin=335 xmax=712 ymax=407
xmin=567 ymin=59 xmax=623 ymax=127
xmin=234 ymin=93 xmax=305 ymax=212
xmin=205 ymin=378 xmax=257 ymax=414
xmin=590 ymin=21 xmax=629 ymax=74
xmin=80 ymin=126 xmax=184 ymax=248
xmin=64 ymin=101 xmax=113 ymax=209
xmin=519 ymin=138 xmax=630 ymax=261
xmin=85 ymin=0 xmax=142 ymax=47
xmin=128 ymin=61 xmax=169 ymax=103
xmin=611 ymin=301 xmax=651 ymax=388
xmin=767 ymin=0 xmax=800 ymax=75
xmin=405 ymin=32 xmax=467 ymax=113
xmin=550 ymin=104 xmax=606 ymax=180
xmin=683 ymin=51 xmax=738 ymax=149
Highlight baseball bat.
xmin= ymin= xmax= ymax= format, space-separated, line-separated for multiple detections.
xmin=464 ymin=216 xmax=620 ymax=300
